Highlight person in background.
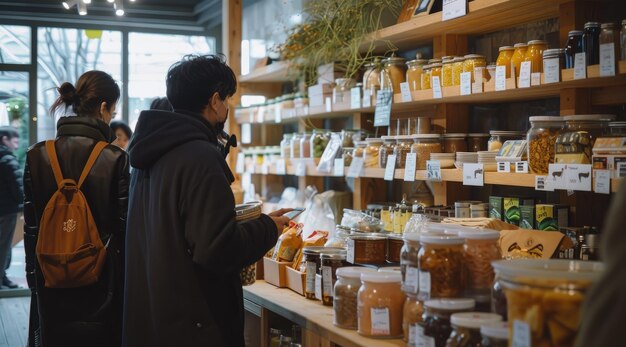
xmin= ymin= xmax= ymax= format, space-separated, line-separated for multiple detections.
xmin=0 ymin=126 xmax=22 ymax=289
xmin=149 ymin=96 xmax=172 ymax=111
xmin=23 ymin=70 xmax=129 ymax=347
xmin=110 ymin=120 xmax=133 ymax=151
xmin=123 ymin=54 xmax=291 ymax=347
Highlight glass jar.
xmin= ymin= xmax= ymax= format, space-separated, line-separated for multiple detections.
xmin=303 ymin=247 xmax=326 ymax=299
xmin=600 ymin=22 xmax=620 ymax=70
xmin=480 ymin=322 xmax=509 ymax=347
xmin=403 ymin=294 xmax=424 ymax=346
xmin=565 ymin=30 xmax=584 ymax=69
xmin=469 ymin=203 xmax=489 ymax=218
xmin=486 ymin=64 xmax=496 ymax=82
xmin=281 ymin=133 xmax=294 ymax=158
xmin=543 ymin=49 xmax=565 ymax=82
xmin=352 ymin=141 xmax=367 ymax=161
xmin=463 ymin=54 xmax=487 ymax=82
xmin=411 ymin=134 xmax=442 ymax=170
xmin=357 ymin=272 xmax=404 ymax=338
xmin=563 ymin=114 xmax=614 ymax=146
xmin=418 ymin=299 xmax=476 ymax=347
xmin=363 ymin=59 xmax=382 ymax=91
xmin=467 ymin=133 xmax=489 ymax=152
xmin=407 ymin=58 xmax=428 ymax=91
xmin=343 ymin=147 xmax=353 ymax=166
xmin=333 ymin=78 xmax=356 ymax=104
xmin=442 ymin=57 xmax=455 ymax=87
xmin=452 ymin=57 xmax=466 ymax=86
xmin=445 ymin=313 xmax=503 ymax=347
xmin=421 ymin=65 xmax=432 ymax=90
xmin=488 ymin=130 xmax=525 ymax=152
xmin=496 ymin=46 xmax=514 ymax=78
xmin=341 ymin=129 xmax=357 ymax=148
xmin=443 ymin=133 xmax=468 ymax=153
xmin=510 ymin=43 xmax=528 ymax=78
xmin=394 ymin=135 xmax=413 ymax=168
xmin=290 ymin=133 xmax=302 ymax=159
xmin=400 ymin=232 xmax=421 ymax=296
xmin=334 ymin=267 xmax=374 ymax=329
xmin=418 ymin=235 xmax=465 ymax=300
xmin=300 ymin=133 xmax=312 ymax=159
xmin=381 ymin=56 xmax=407 ymax=93
xmin=491 ymin=275 xmax=507 ymax=318
xmin=584 ymin=21 xmax=601 ymax=65
xmin=379 ymin=136 xmax=396 ymax=168
xmin=325 ymin=225 xmax=351 ymax=248
xmin=269 ymin=328 xmax=283 ymax=347
xmin=527 ymin=116 xmax=565 ymax=174
xmin=523 ymin=40 xmax=549 ymax=73
xmin=364 ymin=138 xmax=382 ymax=168
xmin=458 ymin=230 xmax=501 ymax=299
xmin=622 ymin=20 xmax=626 ymax=60
xmin=608 ymin=121 xmax=626 ymax=136
xmin=311 ymin=129 xmax=330 ymax=158
xmin=321 ymin=250 xmax=348 ymax=306
xmin=387 ymin=234 xmax=404 ymax=263
xmin=454 ymin=202 xmax=470 ymax=218
xmin=430 ymin=62 xmax=443 ymax=87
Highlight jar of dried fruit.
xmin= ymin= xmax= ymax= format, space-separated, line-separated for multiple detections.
xmin=418 ymin=235 xmax=465 ymax=301
xmin=458 ymin=230 xmax=501 ymax=300
xmin=527 ymin=116 xmax=565 ymax=174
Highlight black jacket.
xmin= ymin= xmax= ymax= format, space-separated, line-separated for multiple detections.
xmin=24 ymin=116 xmax=129 ymax=347
xmin=0 ymin=144 xmax=23 ymax=216
xmin=123 ymin=110 xmax=278 ymax=347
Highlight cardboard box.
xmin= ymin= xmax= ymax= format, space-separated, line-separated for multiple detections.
xmin=489 ymin=196 xmax=504 ymax=221
xmin=519 ymin=205 xmax=535 ymax=230
xmin=286 ymin=267 xmax=306 ymax=296
xmin=535 ymin=204 xmax=569 ymax=231
xmin=263 ymin=257 xmax=292 ymax=288
xmin=308 ymin=84 xmax=333 ymax=107
xmin=592 ymin=137 xmax=626 ymax=178
xmin=317 ymin=63 xmax=345 ymax=84
xmin=503 ymin=197 xmax=521 ymax=225
xmin=500 ymin=229 xmax=575 ymax=259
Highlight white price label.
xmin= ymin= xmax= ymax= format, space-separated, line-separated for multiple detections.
xmin=442 ymin=0 xmax=467 ymax=21
xmin=241 ymin=123 xmax=252 ymax=144
xmin=518 ymin=61 xmax=531 ymax=88
xmin=565 ymin=164 xmax=592 ymax=191
xmin=370 ymin=308 xmax=391 ymax=335
xmin=574 ymin=53 xmax=587 ymax=80
xmin=384 ymin=154 xmax=397 ymax=181
xmin=325 ymin=97 xmax=332 ymax=112
xmin=600 ymin=43 xmax=616 ymax=77
xmin=512 ymin=320 xmax=531 ymax=347
xmin=305 ymin=261 xmax=317 ymax=293
xmin=463 ymin=163 xmax=484 ymax=186
xmin=295 ymin=161 xmax=307 ymax=177
xmin=315 ymin=274 xmax=322 ymax=300
xmin=426 ymin=160 xmax=442 ymax=182
xmin=497 ymin=161 xmax=511 ymax=173
xmin=261 ymin=163 xmax=269 ymax=175
xmin=350 ymin=87 xmax=361 ymax=109
xmin=543 ymin=58 xmax=560 ymax=84
xmin=236 ymin=153 xmax=245 ymax=174
xmin=472 ymin=67 xmax=484 ymax=93
xmin=347 ymin=239 xmax=355 ymax=264
xmin=495 ymin=65 xmax=507 ymax=91
xmin=404 ymin=153 xmax=417 ymax=181
xmin=548 ymin=164 xmax=568 ymax=190
xmin=363 ymin=88 xmax=372 ymax=108
xmin=274 ymin=107 xmax=282 ymax=123
xmin=256 ymin=107 xmax=265 ymax=123
xmin=249 ymin=158 xmax=256 ymax=174
xmin=322 ymin=265 xmax=333 ymax=296
xmin=594 ymin=169 xmax=611 ymax=194
xmin=460 ymin=72 xmax=472 ymax=95
xmin=276 ymin=159 xmax=286 ymax=175
xmin=535 ymin=175 xmax=554 ymax=191
xmin=400 ymin=82 xmax=412 ymax=102
xmin=412 ymin=325 xmax=425 ymax=346
xmin=432 ymin=76 xmax=442 ymax=98
xmin=531 ymin=72 xmax=541 ymax=86
xmin=403 ymin=266 xmax=419 ymax=294
xmin=346 ymin=157 xmax=364 ymax=178
xmin=418 ymin=271 xmax=431 ymax=297
xmin=516 ymin=161 xmax=529 ymax=173
xmin=333 ymin=158 xmax=345 ymax=177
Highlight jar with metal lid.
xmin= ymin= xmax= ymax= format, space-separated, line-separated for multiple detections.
xmin=454 ymin=202 xmax=470 ymax=218
xmin=300 ymin=133 xmax=312 ymax=159
xmin=364 ymin=138 xmax=382 ymax=168
xmin=311 ymin=129 xmax=330 ymax=158
xmin=333 ymin=78 xmax=356 ymax=104
xmin=418 ymin=235 xmax=465 ymax=300
xmin=394 ymin=135 xmax=413 ymax=168
xmin=357 ymin=271 xmax=404 ymax=338
xmin=280 ymin=133 xmax=294 ymax=158
xmin=542 ymin=49 xmax=565 ymax=80
xmin=496 ymin=46 xmax=514 ymax=78
xmin=403 ymin=294 xmax=424 ymax=346
xmin=381 ymin=56 xmax=407 ymax=93
xmin=418 ymin=299 xmax=476 ymax=347
xmin=407 ymin=58 xmax=428 ymax=91
xmin=584 ymin=21 xmax=601 ymax=65
xmin=488 ymin=130 xmax=525 ymax=151
xmin=401 ymin=232 xmax=421 ymax=295
xmin=430 ymin=62 xmax=443 ymax=86
xmin=325 ymin=225 xmax=352 ymax=248
xmin=442 ymin=57 xmax=455 ymax=87
xmin=467 ymin=133 xmax=489 ymax=152
xmin=352 ymin=141 xmax=367 ymax=161
xmin=421 ymin=65 xmax=432 ymax=90
xmin=563 ymin=114 xmax=614 ymax=146
xmin=347 ymin=234 xmax=388 ymax=264
xmin=469 ymin=203 xmax=489 ymax=218
xmin=443 ymin=133 xmax=468 ymax=153
xmin=379 ymin=136 xmax=396 ymax=168
xmin=480 ymin=322 xmax=509 ymax=347
xmin=463 ymin=54 xmax=487 ymax=82
xmin=600 ymin=22 xmax=620 ymax=71
xmin=334 ymin=267 xmax=375 ymax=329
xmin=411 ymin=134 xmax=442 ymax=170
xmin=510 ymin=43 xmax=528 ymax=78
xmin=363 ymin=58 xmax=382 ymax=91
xmin=608 ymin=121 xmax=626 ymax=136
xmin=303 ymin=247 xmax=327 ymax=299
xmin=445 ymin=313 xmax=503 ymax=347
xmin=290 ymin=133 xmax=302 ymax=159
xmin=622 ymin=20 xmax=626 ymax=60
xmin=458 ymin=230 xmax=501 ymax=299
xmin=321 ymin=250 xmax=348 ymax=306
xmin=523 ymin=40 xmax=549 ymax=73
xmin=565 ymin=30 xmax=584 ymax=69
xmin=527 ymin=116 xmax=565 ymax=174
xmin=452 ymin=57 xmax=465 ymax=86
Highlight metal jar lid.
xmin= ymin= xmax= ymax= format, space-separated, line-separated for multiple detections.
xmin=383 ymin=56 xmax=407 ymax=66
xmin=443 ymin=133 xmax=468 ymax=138
xmin=303 ymin=246 xmax=344 ymax=256
xmin=584 ymin=21 xmax=601 ymax=29
xmin=543 ymin=48 xmax=565 ymax=58
xmin=428 ymin=58 xmax=442 ymax=64
xmin=527 ymin=40 xmax=548 ymax=46
xmin=601 ymin=22 xmax=616 ymax=29
xmin=468 ymin=133 xmax=490 ymax=138
xmin=529 ymin=116 xmax=566 ymax=123
xmin=568 ymin=30 xmax=583 ymax=36
xmin=514 ymin=43 xmax=528 ymax=48
xmin=498 ymin=46 xmax=514 ymax=52
xmin=407 ymin=59 xmax=428 ymax=67
xmin=320 ymin=250 xmax=348 ymax=260
xmin=464 ymin=54 xmax=486 ymax=60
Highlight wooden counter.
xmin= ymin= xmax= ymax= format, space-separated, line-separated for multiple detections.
xmin=243 ymin=281 xmax=405 ymax=347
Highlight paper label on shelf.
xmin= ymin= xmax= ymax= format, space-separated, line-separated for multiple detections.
xmin=261 ymin=163 xmax=269 ymax=175
xmin=495 ymin=65 xmax=507 ymax=91
xmin=565 ymin=164 xmax=592 ymax=191
xmin=418 ymin=271 xmax=431 ymax=296
xmin=460 ymin=72 xmax=472 ymax=95
xmin=432 ymin=76 xmax=443 ymax=98
xmin=426 ymin=160 xmax=442 ymax=182
xmin=442 ymin=0 xmax=467 ymax=21
xmin=512 ymin=320 xmax=531 ymax=347
xmin=463 ymin=163 xmax=484 ymax=186
xmin=374 ymin=90 xmax=393 ymax=127
xmin=322 ymin=265 xmax=333 ymax=296
xmin=236 ymin=153 xmax=245 ymax=174
xmin=594 ymin=169 xmax=611 ymax=194
xmin=409 ymin=325 xmax=417 ymax=344
xmin=370 ymin=308 xmax=391 ymax=335
xmin=276 ymin=159 xmax=286 ymax=175
xmin=350 ymin=87 xmax=361 ymax=109
xmin=250 ymin=156 xmax=257 ymax=174
xmin=548 ymin=164 xmax=568 ymax=190
xmin=404 ymin=153 xmax=417 ymax=181
xmin=543 ymin=58 xmax=560 ymax=84
xmin=241 ymin=123 xmax=252 ymax=144
xmin=412 ymin=325 xmax=425 ymax=345
xmin=516 ymin=161 xmax=529 ymax=173
xmin=403 ymin=266 xmax=419 ymax=294
xmin=305 ymin=261 xmax=317 ymax=292
xmin=535 ymin=175 xmax=554 ymax=191
xmin=295 ymin=160 xmax=307 ymax=177
xmin=363 ymin=88 xmax=372 ymax=108
xmin=333 ymin=158 xmax=345 ymax=177
xmin=346 ymin=157 xmax=364 ymax=178
xmin=518 ymin=61 xmax=531 ymax=88
xmin=274 ymin=106 xmax=281 ymax=123
xmin=574 ymin=53 xmax=587 ymax=80
xmin=347 ymin=238 xmax=355 ymax=264
xmin=384 ymin=155 xmax=397 ymax=181
xmin=256 ymin=107 xmax=265 ymax=123
xmin=497 ymin=161 xmax=511 ymax=173
xmin=600 ymin=43 xmax=616 ymax=77
xmin=472 ymin=67 xmax=484 ymax=93
xmin=315 ymin=274 xmax=322 ymax=300
xmin=325 ymin=97 xmax=332 ymax=112
xmin=400 ymin=82 xmax=412 ymax=102
xmin=531 ymin=72 xmax=541 ymax=86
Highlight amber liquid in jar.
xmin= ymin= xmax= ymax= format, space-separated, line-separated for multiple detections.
xmin=358 ymin=274 xmax=405 ymax=338
xmin=510 ymin=43 xmax=528 ymax=78
xmin=407 ymin=59 xmax=427 ymax=91
xmin=524 ymin=40 xmax=548 ymax=73
xmin=496 ymin=46 xmax=514 ymax=78
xmin=382 ymin=57 xmax=407 ymax=93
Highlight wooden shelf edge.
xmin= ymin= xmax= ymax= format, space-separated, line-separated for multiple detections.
xmin=239 ymin=61 xmax=293 ymax=83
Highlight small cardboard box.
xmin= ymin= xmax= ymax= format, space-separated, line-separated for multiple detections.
xmin=308 ymin=84 xmax=333 ymax=107
xmin=489 ymin=196 xmax=504 ymax=221
xmin=519 ymin=205 xmax=535 ymax=230
xmin=286 ymin=267 xmax=306 ymax=296
xmin=263 ymin=257 xmax=292 ymax=288
xmin=500 ymin=229 xmax=575 ymax=259
xmin=503 ymin=197 xmax=536 ymax=226
xmin=535 ymin=204 xmax=569 ymax=231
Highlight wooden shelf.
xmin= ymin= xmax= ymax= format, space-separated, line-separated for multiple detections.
xmin=239 ymin=61 xmax=292 ymax=83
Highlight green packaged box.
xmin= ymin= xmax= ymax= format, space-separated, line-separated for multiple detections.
xmin=489 ymin=196 xmax=503 ymax=221
xmin=503 ymin=197 xmax=521 ymax=225
xmin=536 ymin=204 xmax=569 ymax=231
xmin=520 ymin=205 xmax=535 ymax=229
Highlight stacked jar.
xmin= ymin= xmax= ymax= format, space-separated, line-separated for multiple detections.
xmin=459 ymin=230 xmax=501 ymax=312
xmin=379 ymin=136 xmax=397 ymax=168
xmin=496 ymin=46 xmax=514 ymax=78
xmin=446 ymin=313 xmax=503 ymax=347
xmin=417 ymin=299 xmax=475 ymax=347
xmin=334 ymin=267 xmax=376 ymax=330
xmin=527 ymin=116 xmax=565 ymax=174
xmin=418 ymin=235 xmax=466 ymax=301
xmin=394 ymin=135 xmax=414 ymax=168
xmin=321 ymin=250 xmax=348 ymax=306
xmin=357 ymin=271 xmax=405 ymax=338
xmin=411 ymin=134 xmax=443 ymax=170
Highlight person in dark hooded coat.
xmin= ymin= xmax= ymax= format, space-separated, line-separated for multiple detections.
xmin=122 ymin=54 xmax=291 ymax=347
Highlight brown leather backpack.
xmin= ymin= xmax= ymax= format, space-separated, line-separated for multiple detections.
xmin=36 ymin=140 xmax=108 ymax=288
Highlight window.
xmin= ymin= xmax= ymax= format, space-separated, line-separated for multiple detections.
xmin=0 ymin=25 xmax=31 ymax=65
xmin=0 ymin=71 xmax=29 ymax=167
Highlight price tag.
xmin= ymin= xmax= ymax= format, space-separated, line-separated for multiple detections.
xmin=325 ymin=97 xmax=332 ymax=112
xmin=497 ymin=161 xmax=511 ymax=173
xmin=236 ymin=153 xmax=245 ymax=174
xmin=322 ymin=265 xmax=333 ymax=296
xmin=295 ymin=160 xmax=307 ymax=177
xmin=363 ymin=88 xmax=372 ymax=108
xmin=472 ymin=67 xmax=484 ymax=93
xmin=594 ymin=169 xmax=611 ymax=194
xmin=276 ymin=158 xmax=286 ymax=175
xmin=403 ymin=266 xmax=419 ymax=294
xmin=249 ymin=157 xmax=256 ymax=174
xmin=600 ymin=43 xmax=616 ymax=77
xmin=442 ymin=0 xmax=467 ymax=21
xmin=241 ymin=173 xmax=252 ymax=194
xmin=515 ymin=161 xmax=529 ymax=173
xmin=460 ymin=72 xmax=472 ymax=95
xmin=574 ymin=53 xmax=587 ymax=80
xmin=347 ymin=157 xmax=364 ymax=178
xmin=384 ymin=155 xmax=397 ymax=181
xmin=495 ymin=65 xmax=507 ymax=91
xmin=418 ymin=271 xmax=431 ymax=296
xmin=535 ymin=175 xmax=554 ymax=191
xmin=565 ymin=164 xmax=592 ymax=191
xmin=548 ymin=164 xmax=568 ymax=190
xmin=518 ymin=61 xmax=531 ymax=88
xmin=315 ymin=274 xmax=322 ymax=300
xmin=400 ymin=82 xmax=412 ymax=102
xmin=543 ymin=57 xmax=560 ymax=84
xmin=261 ymin=163 xmax=269 ymax=175
xmin=374 ymin=90 xmax=393 ymax=127
xmin=333 ymin=158 xmax=345 ymax=177
xmin=371 ymin=308 xmax=391 ymax=335
xmin=432 ymin=76 xmax=442 ymax=99
xmin=305 ymin=261 xmax=317 ymax=293
xmin=531 ymin=72 xmax=541 ymax=86
xmin=274 ymin=107 xmax=282 ymax=123
xmin=426 ymin=160 xmax=442 ymax=182
xmin=463 ymin=163 xmax=484 ymax=186
xmin=404 ymin=153 xmax=417 ymax=181
xmin=256 ymin=107 xmax=265 ymax=123
xmin=350 ymin=87 xmax=361 ymax=109
xmin=241 ymin=123 xmax=252 ymax=144
xmin=512 ymin=320 xmax=531 ymax=347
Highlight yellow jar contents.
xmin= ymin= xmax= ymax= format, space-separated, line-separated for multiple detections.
xmin=421 ymin=65 xmax=432 ymax=90
xmin=406 ymin=59 xmax=427 ymax=91
xmin=430 ymin=62 xmax=442 ymax=87
xmin=452 ymin=58 xmax=465 ymax=86
xmin=363 ymin=60 xmax=382 ymax=91
xmin=382 ymin=57 xmax=407 ymax=93
xmin=523 ymin=40 xmax=548 ymax=73
xmin=496 ymin=46 xmax=514 ymax=78
xmin=510 ymin=43 xmax=528 ymax=78
xmin=463 ymin=54 xmax=487 ymax=82
xmin=442 ymin=58 xmax=455 ymax=87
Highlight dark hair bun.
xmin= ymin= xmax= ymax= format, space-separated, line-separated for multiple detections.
xmin=58 ymin=82 xmax=77 ymax=104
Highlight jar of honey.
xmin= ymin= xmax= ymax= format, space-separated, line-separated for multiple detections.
xmin=442 ymin=57 xmax=455 ymax=87
xmin=406 ymin=58 xmax=428 ymax=91
xmin=510 ymin=43 xmax=528 ymax=78
xmin=463 ymin=54 xmax=487 ymax=82
xmin=381 ymin=56 xmax=407 ymax=93
xmin=430 ymin=62 xmax=442 ymax=87
xmin=452 ymin=57 xmax=466 ymax=86
xmin=523 ymin=40 xmax=549 ymax=73
xmin=496 ymin=46 xmax=514 ymax=78
xmin=421 ymin=65 xmax=432 ymax=90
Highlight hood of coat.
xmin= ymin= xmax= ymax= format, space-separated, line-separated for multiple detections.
xmin=56 ymin=116 xmax=113 ymax=142
xmin=0 ymin=144 xmax=13 ymax=158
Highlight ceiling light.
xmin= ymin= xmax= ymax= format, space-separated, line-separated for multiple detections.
xmin=62 ymin=0 xmax=77 ymax=9
xmin=114 ymin=0 xmax=124 ymax=16
xmin=83 ymin=0 xmax=91 ymax=4
xmin=78 ymin=1 xmax=87 ymax=15
xmin=107 ymin=0 xmax=115 ymax=3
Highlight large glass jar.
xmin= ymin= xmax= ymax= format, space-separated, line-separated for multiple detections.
xmin=303 ymin=247 xmax=326 ymax=299
xmin=600 ymin=22 xmax=620 ymax=70
xmin=495 ymin=46 xmax=514 ymax=78
xmin=311 ymin=129 xmax=330 ymax=158
xmin=563 ymin=114 xmax=614 ymax=146
xmin=357 ymin=272 xmax=405 ymax=338
xmin=565 ymin=30 xmax=584 ymax=69
xmin=430 ymin=62 xmax=443 ymax=87
xmin=527 ymin=116 xmax=565 ymax=174
xmin=325 ymin=225 xmax=352 ymax=248
xmin=280 ymin=133 xmax=294 ymax=158
xmin=421 ymin=65 xmax=432 ymax=90
xmin=290 ymin=133 xmax=302 ymax=159
xmin=321 ymin=251 xmax=348 ymax=306
xmin=411 ymin=134 xmax=443 ymax=170
xmin=400 ymin=232 xmax=421 ymax=296
xmin=523 ymin=40 xmax=549 ymax=73
xmin=510 ymin=43 xmax=528 ymax=78
xmin=584 ymin=22 xmax=601 ymax=65
xmin=487 ymin=131 xmax=525 ymax=152
xmin=334 ymin=267 xmax=375 ymax=329
xmin=379 ymin=136 xmax=396 ymax=168
xmin=418 ymin=299 xmax=476 ymax=347
xmin=363 ymin=58 xmax=382 ymax=91
xmin=403 ymin=294 xmax=424 ymax=346
xmin=418 ymin=235 xmax=465 ymax=300
xmin=407 ymin=58 xmax=428 ymax=91
xmin=341 ymin=129 xmax=357 ymax=148
xmin=442 ymin=57 xmax=455 ymax=87
xmin=394 ymin=135 xmax=413 ymax=168
xmin=352 ymin=141 xmax=367 ymax=161
xmin=333 ymin=78 xmax=356 ymax=104
xmin=452 ymin=57 xmax=465 ymax=86
xmin=364 ymin=138 xmax=382 ymax=168
xmin=542 ymin=49 xmax=565 ymax=81
xmin=463 ymin=54 xmax=486 ymax=82
xmin=458 ymin=230 xmax=501 ymax=299
xmin=443 ymin=133 xmax=468 ymax=153
xmin=381 ymin=56 xmax=407 ymax=93
xmin=300 ymin=133 xmax=312 ymax=159
xmin=445 ymin=313 xmax=503 ymax=347
xmin=467 ymin=133 xmax=489 ymax=152
xmin=480 ymin=322 xmax=509 ymax=347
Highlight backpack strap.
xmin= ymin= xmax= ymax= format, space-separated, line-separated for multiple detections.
xmin=77 ymin=141 xmax=108 ymax=189
xmin=45 ymin=140 xmax=64 ymax=189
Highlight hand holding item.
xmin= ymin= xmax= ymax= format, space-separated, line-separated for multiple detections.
xmin=268 ymin=208 xmax=293 ymax=234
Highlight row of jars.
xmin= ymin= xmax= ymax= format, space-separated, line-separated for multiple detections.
xmin=565 ymin=21 xmax=625 ymax=69
xmin=280 ymin=129 xmax=368 ymax=159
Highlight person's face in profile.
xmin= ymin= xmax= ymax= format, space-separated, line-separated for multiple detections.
xmin=115 ymin=128 xmax=129 ymax=150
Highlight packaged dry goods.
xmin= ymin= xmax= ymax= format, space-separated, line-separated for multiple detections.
xmin=499 ymin=229 xmax=574 ymax=260
xmin=527 ymin=116 xmax=564 ymax=174
xmin=272 ymin=222 xmax=304 ymax=262
xmin=357 ymin=271 xmax=405 ymax=338
xmin=459 ymin=230 xmax=501 ymax=298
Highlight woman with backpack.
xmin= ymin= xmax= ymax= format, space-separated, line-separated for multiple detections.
xmin=23 ymin=70 xmax=129 ymax=347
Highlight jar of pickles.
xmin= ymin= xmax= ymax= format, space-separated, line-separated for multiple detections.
xmin=467 ymin=133 xmax=489 ymax=152
xmin=418 ymin=235 xmax=465 ymax=300
xmin=452 ymin=57 xmax=465 ymax=86
xmin=381 ymin=56 xmax=407 ymax=93
xmin=407 ymin=57 xmax=428 ymax=91
xmin=394 ymin=135 xmax=413 ymax=168
xmin=280 ymin=133 xmax=294 ymax=158
xmin=421 ymin=65 xmax=432 ymax=90
xmin=446 ymin=313 xmax=503 ymax=347
xmin=418 ymin=299 xmax=475 ymax=347
xmin=495 ymin=46 xmax=514 ymax=78
xmin=364 ymin=138 xmax=382 ymax=168
xmin=458 ymin=230 xmax=501 ymax=299
xmin=321 ymin=250 xmax=348 ymax=306
xmin=290 ymin=133 xmax=302 ymax=159
xmin=379 ymin=136 xmax=397 ymax=168
xmin=403 ymin=294 xmax=424 ymax=346
xmin=488 ymin=130 xmax=525 ymax=152
xmin=442 ymin=57 xmax=455 ymax=87
xmin=443 ymin=134 xmax=468 ymax=153
xmin=411 ymin=134 xmax=443 ymax=170
xmin=300 ymin=133 xmax=312 ymax=159
xmin=510 ymin=43 xmax=528 ymax=78
xmin=334 ymin=267 xmax=375 ymax=329
xmin=311 ymin=129 xmax=330 ymax=158
xmin=524 ymin=40 xmax=549 ymax=73
xmin=527 ymin=116 xmax=565 ymax=174
xmin=357 ymin=271 xmax=405 ymax=338
xmin=401 ymin=232 xmax=420 ymax=296
xmin=463 ymin=54 xmax=486 ymax=82
xmin=430 ymin=62 xmax=443 ymax=87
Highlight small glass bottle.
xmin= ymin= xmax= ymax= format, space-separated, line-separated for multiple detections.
xmin=565 ymin=30 xmax=584 ymax=69
xmin=600 ymin=23 xmax=620 ymax=72
xmin=584 ymin=22 xmax=602 ymax=65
